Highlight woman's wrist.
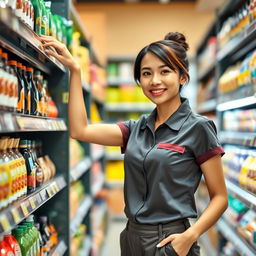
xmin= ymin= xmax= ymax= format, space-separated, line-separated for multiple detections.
xmin=69 ymin=62 xmax=81 ymax=73
xmin=184 ymin=227 xmax=200 ymax=243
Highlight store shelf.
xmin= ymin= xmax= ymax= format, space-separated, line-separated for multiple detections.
xmin=79 ymin=236 xmax=92 ymax=256
xmin=70 ymin=157 xmax=92 ymax=183
xmin=217 ymin=0 xmax=242 ymax=19
xmin=92 ymin=202 xmax=107 ymax=234
xmin=92 ymin=174 xmax=105 ymax=197
xmin=225 ymin=179 xmax=256 ymax=211
xmin=105 ymin=180 xmax=124 ymax=188
xmin=197 ymin=61 xmax=215 ymax=82
xmin=107 ymin=78 xmax=135 ymax=86
xmin=105 ymin=102 xmax=154 ymax=112
xmin=217 ymin=95 xmax=256 ymax=111
xmin=219 ymin=130 xmax=256 ymax=147
xmin=0 ymin=175 xmax=66 ymax=234
xmin=216 ymin=218 xmax=256 ymax=256
xmin=199 ymin=233 xmax=217 ymax=256
xmin=106 ymin=152 xmax=124 ymax=161
xmin=70 ymin=196 xmax=93 ymax=236
xmin=0 ymin=7 xmax=65 ymax=74
xmin=0 ymin=112 xmax=67 ymax=133
xmin=196 ymin=98 xmax=217 ymax=114
xmin=49 ymin=240 xmax=67 ymax=256
xmin=217 ymin=20 xmax=256 ymax=62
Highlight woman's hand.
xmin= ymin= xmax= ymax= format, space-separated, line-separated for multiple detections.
xmin=40 ymin=35 xmax=80 ymax=72
xmin=156 ymin=230 xmax=196 ymax=256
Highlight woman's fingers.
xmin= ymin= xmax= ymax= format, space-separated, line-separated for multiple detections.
xmin=42 ymin=41 xmax=66 ymax=54
xmin=156 ymin=234 xmax=175 ymax=248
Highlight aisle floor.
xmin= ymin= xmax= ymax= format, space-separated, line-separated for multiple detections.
xmin=102 ymin=217 xmax=208 ymax=256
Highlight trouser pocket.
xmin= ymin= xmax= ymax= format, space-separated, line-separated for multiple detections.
xmin=165 ymin=243 xmax=179 ymax=256
xmin=188 ymin=242 xmax=200 ymax=256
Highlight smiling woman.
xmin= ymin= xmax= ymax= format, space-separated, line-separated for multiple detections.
xmin=40 ymin=31 xmax=227 ymax=256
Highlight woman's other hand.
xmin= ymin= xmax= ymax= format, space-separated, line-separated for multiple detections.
xmin=40 ymin=35 xmax=80 ymax=72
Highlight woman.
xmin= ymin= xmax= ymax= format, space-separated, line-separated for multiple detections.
xmin=41 ymin=32 xmax=228 ymax=256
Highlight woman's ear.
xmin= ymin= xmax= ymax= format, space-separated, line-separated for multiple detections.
xmin=179 ymin=74 xmax=187 ymax=85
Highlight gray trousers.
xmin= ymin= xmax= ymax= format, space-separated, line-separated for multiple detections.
xmin=120 ymin=219 xmax=200 ymax=256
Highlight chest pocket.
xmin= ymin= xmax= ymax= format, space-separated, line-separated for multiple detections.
xmin=157 ymin=143 xmax=186 ymax=154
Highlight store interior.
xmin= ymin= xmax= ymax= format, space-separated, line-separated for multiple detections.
xmin=0 ymin=0 xmax=256 ymax=255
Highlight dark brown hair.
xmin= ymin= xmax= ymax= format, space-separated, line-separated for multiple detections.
xmin=134 ymin=32 xmax=190 ymax=88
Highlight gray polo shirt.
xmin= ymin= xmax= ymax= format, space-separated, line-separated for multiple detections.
xmin=117 ymin=97 xmax=224 ymax=224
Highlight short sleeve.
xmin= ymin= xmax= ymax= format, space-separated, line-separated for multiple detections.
xmin=192 ymin=119 xmax=225 ymax=165
xmin=117 ymin=120 xmax=137 ymax=154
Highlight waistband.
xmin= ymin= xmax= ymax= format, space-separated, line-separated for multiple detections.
xmin=127 ymin=218 xmax=190 ymax=235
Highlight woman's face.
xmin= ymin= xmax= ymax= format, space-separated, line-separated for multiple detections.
xmin=139 ymin=52 xmax=186 ymax=106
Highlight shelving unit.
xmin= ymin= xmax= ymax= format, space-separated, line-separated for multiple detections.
xmin=195 ymin=0 xmax=256 ymax=254
xmin=0 ymin=1 xmax=106 ymax=255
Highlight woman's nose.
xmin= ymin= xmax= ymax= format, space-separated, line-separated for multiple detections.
xmin=151 ymin=74 xmax=161 ymax=85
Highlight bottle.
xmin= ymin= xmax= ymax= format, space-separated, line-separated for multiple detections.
xmin=39 ymin=0 xmax=48 ymax=36
xmin=8 ymin=60 xmax=19 ymax=113
xmin=13 ymin=138 xmax=27 ymax=197
xmin=21 ymin=222 xmax=37 ymax=256
xmin=0 ymin=139 xmax=10 ymax=209
xmin=27 ymin=67 xmax=39 ymax=116
xmin=33 ymin=71 xmax=45 ymax=116
xmin=31 ymin=0 xmax=41 ymax=35
xmin=18 ymin=225 xmax=34 ymax=256
xmin=3 ymin=232 xmax=22 ymax=256
xmin=12 ymin=228 xmax=30 ymax=256
xmin=19 ymin=140 xmax=36 ymax=193
xmin=1 ymin=137 xmax=15 ymax=205
xmin=38 ymin=216 xmax=51 ymax=254
xmin=15 ymin=0 xmax=23 ymax=20
xmin=31 ymin=140 xmax=43 ymax=187
xmin=2 ymin=52 xmax=11 ymax=112
xmin=6 ymin=138 xmax=19 ymax=202
xmin=25 ymin=215 xmax=40 ymax=255
xmin=0 ymin=234 xmax=15 ymax=256
xmin=16 ymin=63 xmax=25 ymax=114
xmin=0 ymin=48 xmax=4 ymax=111
xmin=22 ymin=65 xmax=31 ymax=115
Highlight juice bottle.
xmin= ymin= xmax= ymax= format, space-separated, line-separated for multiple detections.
xmin=21 ymin=223 xmax=37 ymax=256
xmin=19 ymin=140 xmax=36 ymax=193
xmin=16 ymin=63 xmax=25 ymax=114
xmin=25 ymin=215 xmax=40 ymax=255
xmin=14 ymin=138 xmax=27 ymax=197
xmin=39 ymin=0 xmax=48 ymax=36
xmin=4 ymin=232 xmax=22 ymax=256
xmin=22 ymin=65 xmax=31 ymax=115
xmin=34 ymin=223 xmax=44 ymax=256
xmin=8 ymin=60 xmax=18 ymax=113
xmin=12 ymin=228 xmax=30 ymax=256
xmin=27 ymin=67 xmax=39 ymax=116
xmin=0 ymin=48 xmax=4 ymax=111
xmin=1 ymin=137 xmax=14 ymax=205
xmin=0 ymin=139 xmax=10 ymax=209
xmin=0 ymin=234 xmax=14 ymax=256
xmin=17 ymin=225 xmax=33 ymax=256
xmin=7 ymin=138 xmax=19 ymax=202
xmin=38 ymin=216 xmax=51 ymax=254
xmin=2 ymin=52 xmax=11 ymax=112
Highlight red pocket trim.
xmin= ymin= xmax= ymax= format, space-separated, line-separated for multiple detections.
xmin=157 ymin=143 xmax=185 ymax=154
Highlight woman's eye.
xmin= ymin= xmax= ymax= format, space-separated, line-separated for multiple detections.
xmin=161 ymin=69 xmax=171 ymax=74
xmin=142 ymin=71 xmax=151 ymax=76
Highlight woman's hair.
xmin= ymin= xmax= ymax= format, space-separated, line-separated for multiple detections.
xmin=134 ymin=32 xmax=190 ymax=88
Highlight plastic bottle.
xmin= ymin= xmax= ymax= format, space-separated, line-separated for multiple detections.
xmin=13 ymin=138 xmax=27 ymax=197
xmin=31 ymin=140 xmax=43 ymax=187
xmin=17 ymin=225 xmax=34 ymax=256
xmin=38 ymin=216 xmax=51 ymax=254
xmin=4 ymin=232 xmax=22 ymax=256
xmin=19 ymin=140 xmax=36 ymax=193
xmin=21 ymin=222 xmax=37 ymax=256
xmin=12 ymin=228 xmax=30 ymax=256
xmin=33 ymin=71 xmax=45 ymax=116
xmin=0 ymin=234 xmax=15 ymax=256
xmin=2 ymin=52 xmax=11 ymax=112
xmin=7 ymin=60 xmax=18 ymax=113
xmin=27 ymin=67 xmax=39 ymax=116
xmin=25 ymin=215 xmax=40 ymax=255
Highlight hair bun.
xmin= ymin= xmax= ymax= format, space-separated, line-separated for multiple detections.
xmin=164 ymin=32 xmax=189 ymax=51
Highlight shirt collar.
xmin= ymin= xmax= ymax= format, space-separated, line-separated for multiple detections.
xmin=141 ymin=97 xmax=192 ymax=131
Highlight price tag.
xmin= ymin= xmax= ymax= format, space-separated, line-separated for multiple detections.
xmin=21 ymin=202 xmax=29 ymax=217
xmin=40 ymin=189 xmax=47 ymax=201
xmin=46 ymin=187 xmax=53 ymax=197
xmin=29 ymin=197 xmax=36 ymax=210
xmin=0 ymin=215 xmax=11 ymax=231
xmin=36 ymin=194 xmax=42 ymax=205
xmin=11 ymin=208 xmax=21 ymax=223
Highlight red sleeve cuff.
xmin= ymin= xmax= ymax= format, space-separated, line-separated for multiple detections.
xmin=196 ymin=146 xmax=225 ymax=165
xmin=117 ymin=122 xmax=130 ymax=154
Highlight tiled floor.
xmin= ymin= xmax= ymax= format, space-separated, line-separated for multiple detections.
xmin=102 ymin=218 xmax=208 ymax=256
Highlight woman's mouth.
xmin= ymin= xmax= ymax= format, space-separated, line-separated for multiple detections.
xmin=150 ymin=89 xmax=166 ymax=96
